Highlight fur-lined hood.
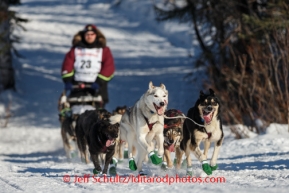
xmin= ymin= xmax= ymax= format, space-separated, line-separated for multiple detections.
xmin=72 ymin=28 xmax=106 ymax=48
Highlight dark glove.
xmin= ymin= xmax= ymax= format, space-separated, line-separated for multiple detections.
xmin=91 ymin=82 xmax=99 ymax=90
xmin=64 ymin=82 xmax=73 ymax=91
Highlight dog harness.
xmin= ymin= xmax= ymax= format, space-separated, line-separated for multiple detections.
xmin=164 ymin=122 xmax=182 ymax=129
xmin=164 ymin=109 xmax=183 ymax=129
xmin=202 ymin=128 xmax=212 ymax=139
xmin=144 ymin=117 xmax=156 ymax=131
xmin=206 ymin=132 xmax=212 ymax=139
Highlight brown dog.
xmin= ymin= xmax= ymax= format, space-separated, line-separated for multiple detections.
xmin=161 ymin=109 xmax=185 ymax=170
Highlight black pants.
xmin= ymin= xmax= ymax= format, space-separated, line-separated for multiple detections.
xmin=96 ymin=78 xmax=109 ymax=105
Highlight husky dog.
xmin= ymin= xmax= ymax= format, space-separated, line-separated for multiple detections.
xmin=180 ymin=89 xmax=224 ymax=176
xmin=119 ymin=81 xmax=168 ymax=175
xmin=161 ymin=109 xmax=184 ymax=170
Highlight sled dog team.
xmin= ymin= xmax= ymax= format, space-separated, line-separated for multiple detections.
xmin=60 ymin=81 xmax=224 ymax=176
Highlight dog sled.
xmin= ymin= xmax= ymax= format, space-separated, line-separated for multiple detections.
xmin=58 ymin=83 xmax=104 ymax=119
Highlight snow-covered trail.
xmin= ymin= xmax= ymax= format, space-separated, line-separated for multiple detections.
xmin=0 ymin=125 xmax=288 ymax=193
xmin=0 ymin=0 xmax=288 ymax=192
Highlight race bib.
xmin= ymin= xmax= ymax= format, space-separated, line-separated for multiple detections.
xmin=74 ymin=47 xmax=102 ymax=82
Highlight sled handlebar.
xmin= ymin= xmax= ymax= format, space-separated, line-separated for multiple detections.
xmin=72 ymin=83 xmax=94 ymax=89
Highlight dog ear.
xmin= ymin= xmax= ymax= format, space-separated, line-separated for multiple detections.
xmin=209 ymin=88 xmax=215 ymax=96
xmin=160 ymin=83 xmax=166 ymax=90
xmin=200 ymin=90 xmax=205 ymax=98
xmin=149 ymin=81 xmax=154 ymax=90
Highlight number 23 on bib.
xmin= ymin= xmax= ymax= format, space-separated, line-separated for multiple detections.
xmin=74 ymin=47 xmax=103 ymax=82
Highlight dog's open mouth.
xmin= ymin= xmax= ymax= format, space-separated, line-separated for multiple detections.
xmin=165 ymin=143 xmax=175 ymax=152
xmin=202 ymin=110 xmax=214 ymax=124
xmin=168 ymin=144 xmax=175 ymax=152
xmin=164 ymin=139 xmax=175 ymax=152
xmin=106 ymin=135 xmax=116 ymax=147
xmin=153 ymin=103 xmax=165 ymax=115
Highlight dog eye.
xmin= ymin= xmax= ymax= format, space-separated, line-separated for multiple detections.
xmin=163 ymin=95 xmax=166 ymax=97
xmin=154 ymin=95 xmax=158 ymax=97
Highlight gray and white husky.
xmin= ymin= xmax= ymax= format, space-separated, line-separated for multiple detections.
xmin=119 ymin=81 xmax=168 ymax=175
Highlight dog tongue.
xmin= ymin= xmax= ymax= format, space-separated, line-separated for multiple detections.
xmin=106 ymin=139 xmax=114 ymax=147
xmin=168 ymin=144 xmax=175 ymax=152
xmin=157 ymin=107 xmax=165 ymax=115
xmin=203 ymin=114 xmax=211 ymax=123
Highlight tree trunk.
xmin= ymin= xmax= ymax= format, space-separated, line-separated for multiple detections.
xmin=0 ymin=0 xmax=15 ymax=92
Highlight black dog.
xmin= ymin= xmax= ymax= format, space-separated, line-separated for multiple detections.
xmin=180 ymin=89 xmax=224 ymax=176
xmin=75 ymin=109 xmax=122 ymax=175
xmin=75 ymin=109 xmax=111 ymax=160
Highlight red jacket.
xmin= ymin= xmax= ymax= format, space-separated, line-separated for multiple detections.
xmin=61 ymin=46 xmax=115 ymax=82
